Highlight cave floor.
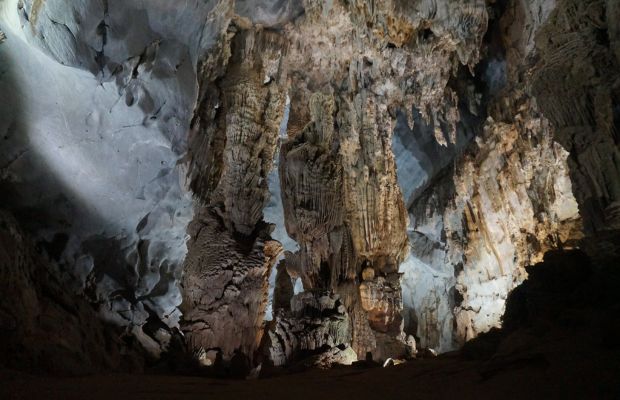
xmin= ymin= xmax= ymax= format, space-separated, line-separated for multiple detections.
xmin=2 ymin=337 xmax=619 ymax=400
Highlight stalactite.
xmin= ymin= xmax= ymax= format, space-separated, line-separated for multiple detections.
xmin=408 ymin=95 xmax=583 ymax=348
xmin=265 ymin=0 xmax=490 ymax=362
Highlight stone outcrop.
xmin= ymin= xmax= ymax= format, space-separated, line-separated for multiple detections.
xmin=272 ymin=259 xmax=295 ymax=313
xmin=406 ymin=99 xmax=583 ymax=349
xmin=187 ymin=27 xmax=288 ymax=233
xmin=181 ymin=210 xmax=282 ymax=364
xmin=296 ymin=345 xmax=358 ymax=369
xmin=262 ymin=292 xmax=351 ymax=366
xmin=0 ymin=0 xmax=201 ymax=353
xmin=265 ymin=0 xmax=491 ymax=362
xmin=396 ymin=0 xmax=620 ymax=355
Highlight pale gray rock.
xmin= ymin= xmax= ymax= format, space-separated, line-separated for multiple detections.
xmin=0 ymin=0 xmax=212 ymax=353
xmin=235 ymin=0 xmax=303 ymax=27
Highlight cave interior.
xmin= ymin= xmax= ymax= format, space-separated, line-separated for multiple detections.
xmin=1 ymin=0 xmax=619 ymax=398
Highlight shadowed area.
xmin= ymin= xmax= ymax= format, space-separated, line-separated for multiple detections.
xmin=3 ymin=249 xmax=620 ymax=398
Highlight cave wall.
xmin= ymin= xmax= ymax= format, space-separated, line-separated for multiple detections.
xmin=400 ymin=0 xmax=620 ymax=351
xmin=181 ymin=0 xmax=494 ymax=364
xmin=0 ymin=0 xmax=218 ymax=353
xmin=0 ymin=209 xmax=145 ymax=374
xmin=405 ymin=100 xmax=582 ymax=350
xmin=266 ymin=0 xmax=490 ymax=362
xmin=1 ymin=0 xmax=618 ymax=371
xmin=530 ymin=0 xmax=620 ymax=233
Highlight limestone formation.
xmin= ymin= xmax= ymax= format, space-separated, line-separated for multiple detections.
xmin=181 ymin=209 xmax=283 ymax=362
xmin=0 ymin=0 xmax=201 ymax=353
xmin=296 ymin=345 xmax=358 ymax=369
xmin=181 ymin=26 xmax=288 ymax=364
xmin=1 ymin=0 xmax=619 ymax=377
xmin=401 ymin=0 xmax=587 ymax=350
xmin=262 ymin=292 xmax=351 ymax=366
xmin=268 ymin=0 xmax=491 ymax=362
xmin=273 ymin=259 xmax=295 ymax=312
xmin=407 ymin=100 xmax=583 ymax=347
xmin=187 ymin=27 xmax=289 ymax=233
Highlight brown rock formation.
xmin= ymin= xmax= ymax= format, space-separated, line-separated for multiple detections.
xmin=181 ymin=0 xmax=616 ymax=365
xmin=181 ymin=209 xmax=282 ymax=364
xmin=181 ymin=26 xmax=288 ymax=364
xmin=3 ymin=0 xmax=620 ymax=381
xmin=262 ymin=292 xmax=351 ymax=367
xmin=408 ymin=94 xmax=583 ymax=346
xmin=402 ymin=1 xmax=617 ymax=346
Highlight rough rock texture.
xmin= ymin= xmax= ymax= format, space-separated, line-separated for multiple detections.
xmin=181 ymin=210 xmax=282 ymax=364
xmin=2 ymin=0 xmax=619 ymax=375
xmin=406 ymin=101 xmax=582 ymax=349
xmin=384 ymin=0 xmax=617 ymax=355
xmin=187 ymin=27 xmax=289 ymax=234
xmin=296 ymin=345 xmax=358 ymax=369
xmin=262 ymin=292 xmax=351 ymax=366
xmin=400 ymin=1 xmax=586 ymax=351
xmin=530 ymin=0 xmax=620 ymax=233
xmin=0 ymin=210 xmax=144 ymax=374
xmin=272 ymin=259 xmax=295 ymax=312
xmin=181 ymin=26 xmax=288 ymax=364
xmin=0 ymin=0 xmax=204 ymax=353
xmin=269 ymin=0 xmax=490 ymax=362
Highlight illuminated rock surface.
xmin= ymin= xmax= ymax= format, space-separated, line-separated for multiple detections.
xmin=0 ymin=0 xmax=619 ymax=388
